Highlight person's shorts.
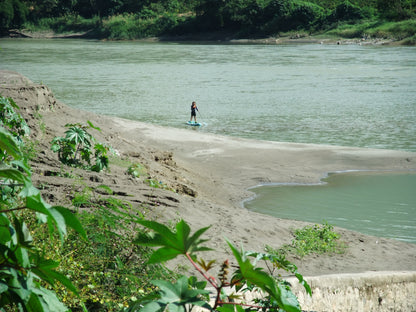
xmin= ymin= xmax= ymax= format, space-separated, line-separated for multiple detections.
xmin=191 ymin=111 xmax=196 ymax=116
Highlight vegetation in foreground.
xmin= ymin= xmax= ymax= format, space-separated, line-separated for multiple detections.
xmin=1 ymin=94 xmax=345 ymax=311
xmin=1 ymin=0 xmax=415 ymax=43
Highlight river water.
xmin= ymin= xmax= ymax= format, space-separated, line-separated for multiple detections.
xmin=1 ymin=38 xmax=415 ymax=242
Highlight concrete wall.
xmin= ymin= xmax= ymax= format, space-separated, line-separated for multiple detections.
xmin=200 ymin=271 xmax=416 ymax=312
xmin=289 ymin=271 xmax=416 ymax=312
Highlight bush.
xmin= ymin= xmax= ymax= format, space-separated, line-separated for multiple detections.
xmin=327 ymin=0 xmax=364 ymax=23
xmin=130 ymin=219 xmax=311 ymax=312
xmin=30 ymin=185 xmax=175 ymax=311
xmin=51 ymin=121 xmax=110 ymax=172
xmin=263 ymin=0 xmax=325 ymax=34
xmin=0 ymin=96 xmax=85 ymax=311
xmin=290 ymin=221 xmax=345 ymax=257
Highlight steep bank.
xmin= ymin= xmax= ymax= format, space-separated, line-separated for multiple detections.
xmin=1 ymin=69 xmax=416 ymax=280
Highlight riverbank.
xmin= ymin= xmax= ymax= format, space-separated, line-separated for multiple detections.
xmin=1 ymin=70 xmax=416 ymax=280
xmin=4 ymin=28 xmax=403 ymax=46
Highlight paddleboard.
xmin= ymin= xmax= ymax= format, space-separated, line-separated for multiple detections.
xmin=187 ymin=121 xmax=201 ymax=126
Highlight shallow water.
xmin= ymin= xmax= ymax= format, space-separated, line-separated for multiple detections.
xmin=1 ymin=38 xmax=415 ymax=151
xmin=245 ymin=172 xmax=416 ymax=243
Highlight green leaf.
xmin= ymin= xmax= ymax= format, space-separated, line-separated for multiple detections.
xmin=136 ymin=219 xmax=212 ymax=262
xmin=26 ymin=194 xmax=68 ymax=240
xmin=226 ymin=239 xmax=302 ymax=312
xmin=137 ymin=220 xmax=178 ymax=248
xmin=152 ymin=275 xmax=211 ymax=311
xmin=32 ymin=258 xmax=79 ymax=295
xmin=148 ymin=247 xmax=182 ymax=264
xmin=52 ymin=206 xmax=86 ymax=239
xmin=31 ymin=285 xmax=69 ymax=312
xmin=139 ymin=302 xmax=165 ymax=312
xmin=0 ymin=166 xmax=27 ymax=184
xmin=216 ymin=304 xmax=236 ymax=312
xmin=0 ymin=283 xmax=8 ymax=294
xmin=87 ymin=120 xmax=101 ymax=131
xmin=0 ymin=126 xmax=21 ymax=159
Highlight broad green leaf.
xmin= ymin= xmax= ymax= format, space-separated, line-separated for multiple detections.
xmin=186 ymin=225 xmax=212 ymax=253
xmin=0 ymin=126 xmax=21 ymax=159
xmin=32 ymin=258 xmax=79 ymax=295
xmin=152 ymin=275 xmax=211 ymax=311
xmin=48 ymin=207 xmax=67 ymax=238
xmin=139 ymin=301 xmax=165 ymax=312
xmin=295 ymin=273 xmax=311 ymax=296
xmin=277 ymin=281 xmax=302 ymax=312
xmin=26 ymin=194 xmax=68 ymax=240
xmin=10 ymin=159 xmax=32 ymax=175
xmin=136 ymin=219 xmax=212 ymax=262
xmin=148 ymin=247 xmax=182 ymax=264
xmin=137 ymin=220 xmax=178 ymax=248
xmin=216 ymin=304 xmax=236 ymax=312
xmin=26 ymin=292 xmax=45 ymax=312
xmin=25 ymin=193 xmax=51 ymax=215
xmin=0 ymin=283 xmax=8 ymax=294
xmin=31 ymin=285 xmax=69 ymax=312
xmin=52 ymin=206 xmax=86 ymax=239
xmin=0 ymin=214 xmax=12 ymax=242
xmin=0 ymin=166 xmax=27 ymax=184
xmin=175 ymin=219 xmax=191 ymax=250
xmin=227 ymin=239 xmax=301 ymax=312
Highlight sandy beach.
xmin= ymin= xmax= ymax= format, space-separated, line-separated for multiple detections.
xmin=1 ymin=70 xmax=416 ymax=278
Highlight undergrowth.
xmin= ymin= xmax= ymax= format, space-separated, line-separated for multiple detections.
xmin=27 ymin=185 xmax=176 ymax=311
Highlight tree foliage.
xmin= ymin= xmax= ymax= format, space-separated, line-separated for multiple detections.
xmin=0 ymin=95 xmax=86 ymax=311
xmin=5 ymin=0 xmax=416 ymax=37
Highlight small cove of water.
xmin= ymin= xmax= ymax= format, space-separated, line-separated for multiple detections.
xmin=244 ymin=172 xmax=416 ymax=243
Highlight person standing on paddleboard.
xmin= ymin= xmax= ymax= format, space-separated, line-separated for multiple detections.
xmin=190 ymin=101 xmax=198 ymax=123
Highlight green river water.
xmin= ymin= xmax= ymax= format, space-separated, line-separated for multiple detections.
xmin=1 ymin=39 xmax=415 ymax=242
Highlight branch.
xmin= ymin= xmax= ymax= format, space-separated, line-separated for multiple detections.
xmin=185 ymin=252 xmax=219 ymax=288
xmin=0 ymin=206 xmax=28 ymax=213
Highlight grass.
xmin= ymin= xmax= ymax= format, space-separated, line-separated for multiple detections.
xmin=276 ymin=221 xmax=346 ymax=258
xmin=325 ymin=19 xmax=416 ymax=41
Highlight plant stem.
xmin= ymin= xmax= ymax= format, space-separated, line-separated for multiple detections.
xmin=185 ymin=252 xmax=219 ymax=288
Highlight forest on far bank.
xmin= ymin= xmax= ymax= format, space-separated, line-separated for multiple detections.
xmin=1 ymin=0 xmax=416 ymax=42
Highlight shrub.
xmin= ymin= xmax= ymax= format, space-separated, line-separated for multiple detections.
xmin=0 ymin=96 xmax=85 ymax=311
xmin=30 ymin=186 xmax=175 ymax=311
xmin=290 ymin=221 xmax=346 ymax=257
xmin=130 ymin=219 xmax=311 ymax=312
xmin=51 ymin=121 xmax=110 ymax=172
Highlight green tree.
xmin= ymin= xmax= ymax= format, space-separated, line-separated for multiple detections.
xmin=377 ymin=0 xmax=416 ymax=20
xmin=0 ymin=0 xmax=28 ymax=31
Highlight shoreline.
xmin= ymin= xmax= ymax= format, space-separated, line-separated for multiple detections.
xmin=4 ymin=28 xmax=402 ymax=46
xmin=1 ymin=69 xmax=416 ymax=279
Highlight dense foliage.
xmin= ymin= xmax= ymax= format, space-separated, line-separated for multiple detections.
xmin=0 ymin=95 xmax=85 ymax=311
xmin=1 ymin=0 xmax=415 ymax=39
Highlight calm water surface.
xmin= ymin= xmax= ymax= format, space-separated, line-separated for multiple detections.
xmin=245 ymin=172 xmax=416 ymax=243
xmin=1 ymin=39 xmax=415 ymax=242
xmin=1 ymin=38 xmax=415 ymax=151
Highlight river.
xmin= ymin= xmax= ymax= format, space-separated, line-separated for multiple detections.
xmin=1 ymin=38 xmax=415 ymax=242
